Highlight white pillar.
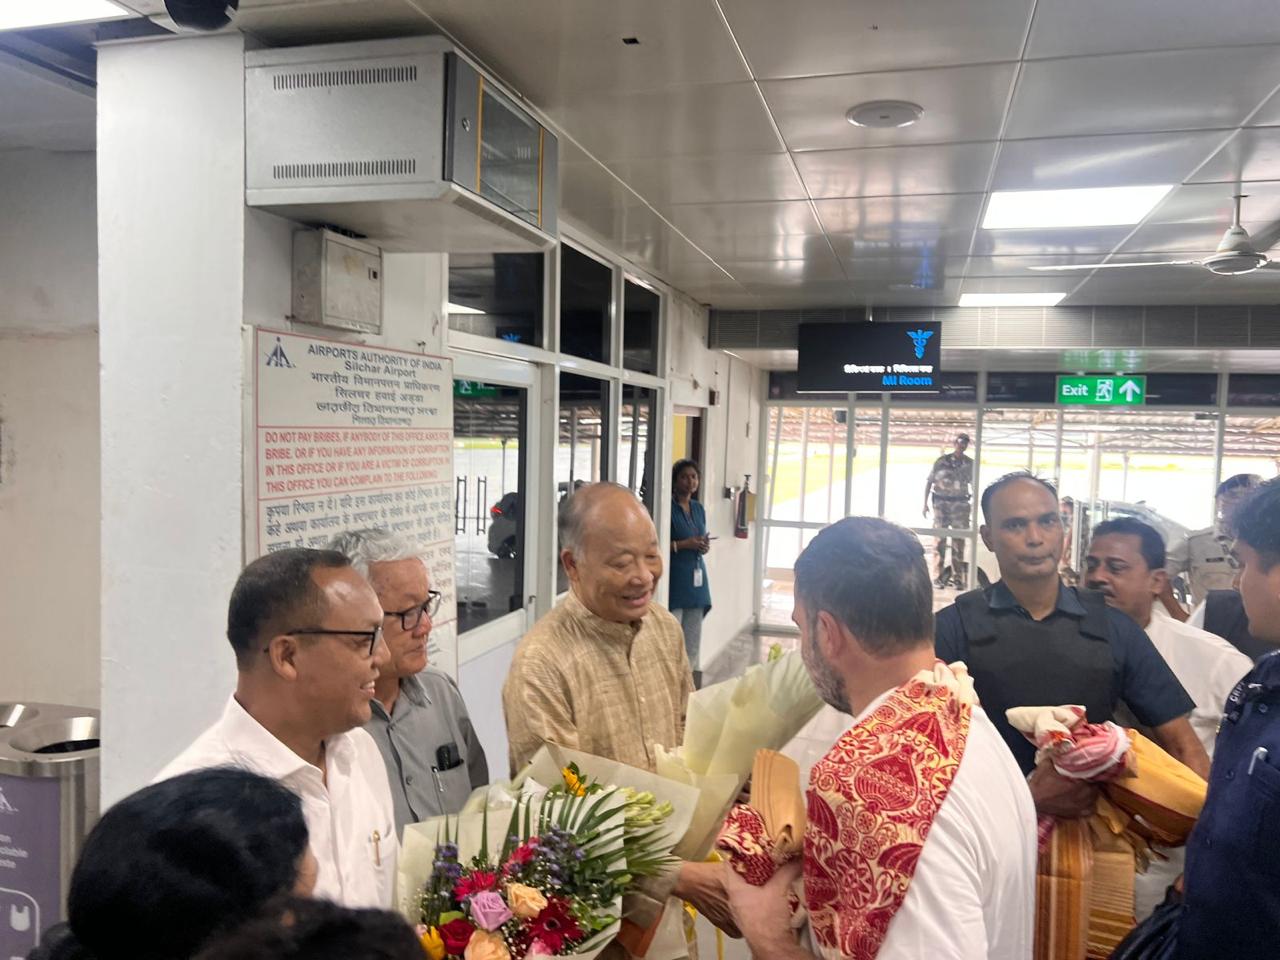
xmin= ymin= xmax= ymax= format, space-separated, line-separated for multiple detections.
xmin=97 ymin=34 xmax=246 ymax=804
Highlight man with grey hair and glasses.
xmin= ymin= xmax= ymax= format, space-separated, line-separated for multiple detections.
xmin=329 ymin=528 xmax=488 ymax=831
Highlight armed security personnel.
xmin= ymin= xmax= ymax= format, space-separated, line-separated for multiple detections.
xmin=922 ymin=432 xmax=974 ymax=589
xmin=1175 ymin=478 xmax=1280 ymax=960
xmin=935 ymin=472 xmax=1209 ymax=818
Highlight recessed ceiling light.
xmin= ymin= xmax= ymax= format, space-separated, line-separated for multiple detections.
xmin=982 ymin=184 xmax=1173 ymax=229
xmin=447 ymin=302 xmax=485 ymax=315
xmin=0 ymin=0 xmax=130 ymax=31
xmin=846 ymin=100 xmax=923 ymax=128
xmin=958 ymin=292 xmax=1066 ymax=307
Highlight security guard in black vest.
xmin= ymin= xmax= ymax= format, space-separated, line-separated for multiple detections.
xmin=1176 ymin=478 xmax=1280 ymax=960
xmin=935 ymin=472 xmax=1209 ymax=817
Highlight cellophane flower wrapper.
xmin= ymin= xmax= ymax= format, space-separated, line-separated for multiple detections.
xmin=399 ymin=792 xmax=627 ymax=960
xmin=657 ymin=652 xmax=824 ymax=860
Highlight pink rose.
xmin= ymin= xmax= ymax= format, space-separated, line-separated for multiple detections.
xmin=463 ymin=929 xmax=511 ymax=960
xmin=468 ymin=890 xmax=513 ymax=932
xmin=527 ymin=940 xmax=554 ymax=957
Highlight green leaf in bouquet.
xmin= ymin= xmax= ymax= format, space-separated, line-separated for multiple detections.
xmin=499 ymin=802 xmax=521 ymax=863
xmin=438 ymin=910 xmax=464 ymax=924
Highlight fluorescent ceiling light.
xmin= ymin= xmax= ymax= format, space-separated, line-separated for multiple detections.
xmin=959 ymin=292 xmax=1066 ymax=307
xmin=982 ymin=185 xmax=1173 ymax=229
xmin=0 ymin=0 xmax=131 ymax=31
xmin=447 ymin=302 xmax=485 ymax=315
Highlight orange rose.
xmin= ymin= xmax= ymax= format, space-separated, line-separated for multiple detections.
xmin=506 ymin=883 xmax=548 ymax=920
xmin=463 ymin=929 xmax=510 ymax=960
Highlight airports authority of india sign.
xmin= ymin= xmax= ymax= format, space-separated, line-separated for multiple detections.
xmin=1055 ymin=374 xmax=1147 ymax=406
xmin=248 ymin=329 xmax=458 ymax=675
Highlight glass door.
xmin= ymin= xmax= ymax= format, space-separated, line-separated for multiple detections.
xmin=452 ymin=352 xmax=541 ymax=661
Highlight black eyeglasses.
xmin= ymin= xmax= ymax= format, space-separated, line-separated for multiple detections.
xmin=384 ymin=591 xmax=443 ymax=631
xmin=266 ymin=625 xmax=384 ymax=658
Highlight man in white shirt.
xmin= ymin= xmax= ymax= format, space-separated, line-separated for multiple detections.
xmin=724 ymin=517 xmax=1036 ymax=960
xmin=156 ymin=548 xmax=399 ymax=908
xmin=1085 ymin=517 xmax=1252 ymax=917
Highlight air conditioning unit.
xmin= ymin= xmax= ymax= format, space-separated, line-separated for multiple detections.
xmin=245 ymin=37 xmax=558 ymax=253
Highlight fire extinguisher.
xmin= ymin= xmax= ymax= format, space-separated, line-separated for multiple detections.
xmin=734 ymin=475 xmax=751 ymax=539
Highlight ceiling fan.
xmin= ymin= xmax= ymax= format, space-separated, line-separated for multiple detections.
xmin=1028 ymin=194 xmax=1280 ymax=277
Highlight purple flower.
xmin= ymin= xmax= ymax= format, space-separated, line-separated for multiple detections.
xmin=468 ymin=891 xmax=513 ymax=932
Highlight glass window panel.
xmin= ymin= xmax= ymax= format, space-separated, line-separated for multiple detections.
xmin=448 ymin=252 xmax=544 ymax=346
xmin=623 ymin=280 xmax=660 ymax=374
xmin=850 ymin=407 xmax=883 ymax=516
xmin=883 ymin=408 xmax=977 ymax=530
xmin=556 ymin=372 xmax=610 ymax=593
xmin=761 ymin=525 xmax=823 ymax=628
xmin=979 ymin=409 xmax=1058 ymax=485
xmin=1146 ymin=373 xmax=1218 ymax=406
xmin=620 ymin=385 xmax=657 ymax=515
xmin=1222 ymin=415 xmax=1280 ymax=486
xmin=478 ymin=86 xmax=540 ymax=226
xmin=985 ymin=373 xmax=1057 ymax=405
xmin=1227 ymin=374 xmax=1280 ymax=407
xmin=560 ymin=246 xmax=612 ymax=363
xmin=762 ymin=406 xmax=847 ymax=526
xmin=453 ymin=381 xmax=526 ymax=634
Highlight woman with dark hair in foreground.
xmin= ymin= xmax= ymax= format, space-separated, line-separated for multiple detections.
xmin=30 ymin=767 xmax=315 ymax=960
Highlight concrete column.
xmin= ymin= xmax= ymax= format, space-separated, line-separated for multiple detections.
xmin=97 ymin=34 xmax=246 ymax=803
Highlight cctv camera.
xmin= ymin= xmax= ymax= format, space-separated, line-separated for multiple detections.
xmin=164 ymin=0 xmax=240 ymax=31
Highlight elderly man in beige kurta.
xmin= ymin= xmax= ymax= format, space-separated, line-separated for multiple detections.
xmin=504 ymin=586 xmax=692 ymax=774
xmin=502 ymin=482 xmax=733 ymax=955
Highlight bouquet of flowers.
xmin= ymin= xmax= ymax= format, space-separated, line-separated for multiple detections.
xmin=407 ymin=763 xmax=686 ymax=960
xmin=655 ymin=651 xmax=824 ymax=859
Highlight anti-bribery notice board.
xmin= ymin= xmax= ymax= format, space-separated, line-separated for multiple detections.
xmin=248 ymin=329 xmax=458 ymax=675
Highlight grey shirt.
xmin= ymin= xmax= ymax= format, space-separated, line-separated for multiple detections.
xmin=364 ymin=668 xmax=489 ymax=834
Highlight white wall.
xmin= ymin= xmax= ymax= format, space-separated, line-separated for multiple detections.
xmin=98 ymin=34 xmax=248 ymax=803
xmin=0 ymin=150 xmax=100 ymax=708
xmin=666 ymin=292 xmax=765 ymax=666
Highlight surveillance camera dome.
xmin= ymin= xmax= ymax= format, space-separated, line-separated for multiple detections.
xmin=164 ymin=0 xmax=240 ymax=31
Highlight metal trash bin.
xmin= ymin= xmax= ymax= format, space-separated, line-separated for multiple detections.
xmin=0 ymin=702 xmax=100 ymax=958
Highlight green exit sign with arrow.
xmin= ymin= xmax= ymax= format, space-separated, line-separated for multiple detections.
xmin=1056 ymin=375 xmax=1147 ymax=406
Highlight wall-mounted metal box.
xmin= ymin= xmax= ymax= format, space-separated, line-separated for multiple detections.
xmin=246 ymin=36 xmax=558 ymax=253
xmin=292 ymin=229 xmax=382 ymax=335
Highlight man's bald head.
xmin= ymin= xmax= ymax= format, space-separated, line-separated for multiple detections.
xmin=559 ymin=482 xmax=649 ymax=552
xmin=559 ymin=482 xmax=663 ymax=623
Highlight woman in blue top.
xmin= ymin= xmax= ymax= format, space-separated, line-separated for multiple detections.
xmin=670 ymin=459 xmax=712 ymax=677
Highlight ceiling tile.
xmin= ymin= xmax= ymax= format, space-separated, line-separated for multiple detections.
xmin=1005 ymin=47 xmax=1280 ymax=140
xmin=1192 ymin=129 xmax=1280 ymax=184
xmin=719 ymin=0 xmax=1033 ymax=79
xmin=553 ymin=82 xmax=780 ymax=161
xmin=1026 ymin=0 xmax=1280 ymax=59
xmin=1250 ymin=88 xmax=1280 ymax=127
xmin=956 ymin=275 xmax=1079 ymax=295
xmin=815 ymin=193 xmax=984 ymax=242
xmin=610 ymin=153 xmax=806 ymax=204
xmin=993 ymin=131 xmax=1226 ymax=191
xmin=666 ymin=200 xmax=823 ymax=238
xmin=760 ymin=63 xmax=1016 ymax=151
xmin=411 ymin=0 xmax=748 ymax=104
xmin=1143 ymin=182 xmax=1280 ymax=226
xmin=693 ymin=234 xmax=835 ymax=261
xmin=721 ymin=256 xmax=847 ymax=285
xmin=972 ymin=226 xmax=1136 ymax=257
xmin=795 ymin=141 xmax=997 ymax=199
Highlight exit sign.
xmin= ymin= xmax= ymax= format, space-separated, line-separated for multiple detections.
xmin=1056 ymin=375 xmax=1146 ymax=406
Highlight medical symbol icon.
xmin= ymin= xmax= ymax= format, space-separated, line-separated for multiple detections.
xmin=906 ymin=328 xmax=934 ymax=359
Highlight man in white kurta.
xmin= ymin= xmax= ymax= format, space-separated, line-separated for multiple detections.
xmin=723 ymin=517 xmax=1036 ymax=960
xmin=156 ymin=548 xmax=399 ymax=908
xmin=1086 ymin=519 xmax=1252 ymax=917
